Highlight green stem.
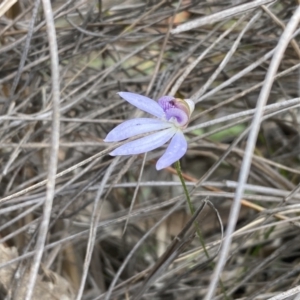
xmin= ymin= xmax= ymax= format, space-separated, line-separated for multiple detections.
xmin=175 ymin=160 xmax=209 ymax=259
xmin=175 ymin=161 xmax=229 ymax=299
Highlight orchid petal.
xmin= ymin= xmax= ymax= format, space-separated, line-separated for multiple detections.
xmin=110 ymin=127 xmax=177 ymax=156
xmin=118 ymin=92 xmax=165 ymax=119
xmin=156 ymin=130 xmax=187 ymax=170
xmin=104 ymin=118 xmax=172 ymax=142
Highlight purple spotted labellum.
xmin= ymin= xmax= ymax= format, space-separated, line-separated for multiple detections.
xmin=104 ymin=92 xmax=194 ymax=170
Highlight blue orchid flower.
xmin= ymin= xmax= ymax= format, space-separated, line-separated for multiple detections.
xmin=104 ymin=92 xmax=194 ymax=170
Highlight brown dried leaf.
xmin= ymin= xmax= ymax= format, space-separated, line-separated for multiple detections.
xmin=0 ymin=243 xmax=75 ymax=300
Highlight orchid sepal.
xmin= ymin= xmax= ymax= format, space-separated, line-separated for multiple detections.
xmin=109 ymin=127 xmax=177 ymax=156
xmin=104 ymin=118 xmax=172 ymax=142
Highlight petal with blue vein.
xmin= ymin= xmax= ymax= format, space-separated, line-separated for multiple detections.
xmin=156 ymin=130 xmax=187 ymax=170
xmin=118 ymin=92 xmax=165 ymax=119
xmin=104 ymin=118 xmax=172 ymax=142
xmin=110 ymin=127 xmax=176 ymax=156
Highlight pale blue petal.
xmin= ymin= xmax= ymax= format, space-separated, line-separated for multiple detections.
xmin=104 ymin=118 xmax=172 ymax=142
xmin=156 ymin=130 xmax=187 ymax=170
xmin=110 ymin=127 xmax=177 ymax=156
xmin=118 ymin=92 xmax=165 ymax=119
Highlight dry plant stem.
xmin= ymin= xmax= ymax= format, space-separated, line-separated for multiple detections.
xmin=0 ymin=0 xmax=17 ymax=17
xmin=2 ymin=98 xmax=299 ymax=151
xmin=189 ymin=26 xmax=300 ymax=104
xmin=123 ymin=154 xmax=147 ymax=234
xmin=232 ymin=215 xmax=300 ymax=237
xmin=191 ymin=62 xmax=300 ymax=122
xmin=37 ymin=36 xmax=162 ymax=119
xmin=161 ymin=21 xmax=224 ymax=96
xmin=133 ymin=201 xmax=209 ymax=300
xmin=0 ymin=194 xmax=186 ymax=270
xmin=190 ymin=101 xmax=300 ymax=169
xmin=193 ymin=22 xmax=300 ymax=103
xmin=2 ymin=124 xmax=35 ymax=175
xmin=146 ymin=0 xmax=180 ymax=96
xmin=191 ymin=97 xmax=300 ymax=194
xmin=24 ymin=0 xmax=60 ymax=299
xmin=171 ymin=0 xmax=274 ymax=34
xmin=0 ymin=219 xmax=38 ymax=245
xmin=185 ymin=97 xmax=300 ymax=133
xmin=0 ymin=202 xmax=42 ymax=232
xmin=294 ymin=293 xmax=300 ymax=300
xmin=0 ymin=0 xmax=74 ymax=56
xmin=62 ymin=0 xmax=166 ymax=95
xmin=190 ymin=13 xmax=300 ymax=105
xmin=296 ymin=292 xmax=300 ymax=300
xmin=104 ymin=200 xmax=184 ymax=300
xmin=204 ymin=6 xmax=300 ymax=300
xmin=154 ymin=199 xmax=224 ymax=293
xmin=10 ymin=0 xmax=41 ymax=97
xmin=1 ymin=97 xmax=298 ymax=204
xmin=0 ymin=181 xmax=296 ymax=273
xmin=170 ymin=17 xmax=241 ymax=97
xmin=267 ymin=285 xmax=300 ymax=300
xmin=76 ymin=157 xmax=120 ymax=300
xmin=1 ymin=2 xmax=299 ymax=296
xmin=47 ymin=166 xmax=106 ymax=227
xmin=193 ymin=12 xmax=260 ymax=100
xmin=224 ymin=240 xmax=292 ymax=297
xmin=261 ymin=5 xmax=300 ymax=58
xmin=0 ymin=116 xmax=122 ymax=123
xmin=0 ymin=145 xmax=115 ymax=204
xmin=175 ymin=163 xmax=224 ymax=299
xmin=103 ymin=156 xmax=136 ymax=200
xmin=284 ymin=183 xmax=300 ymax=202
xmin=54 ymin=155 xmax=104 ymax=196
xmin=0 ymin=4 xmax=33 ymax=36
xmin=170 ymin=167 xmax=299 ymax=225
xmin=194 ymin=50 xmax=274 ymax=103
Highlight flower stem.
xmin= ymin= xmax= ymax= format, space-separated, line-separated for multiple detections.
xmin=175 ymin=161 xmax=229 ymax=298
xmin=175 ymin=160 xmax=209 ymax=259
